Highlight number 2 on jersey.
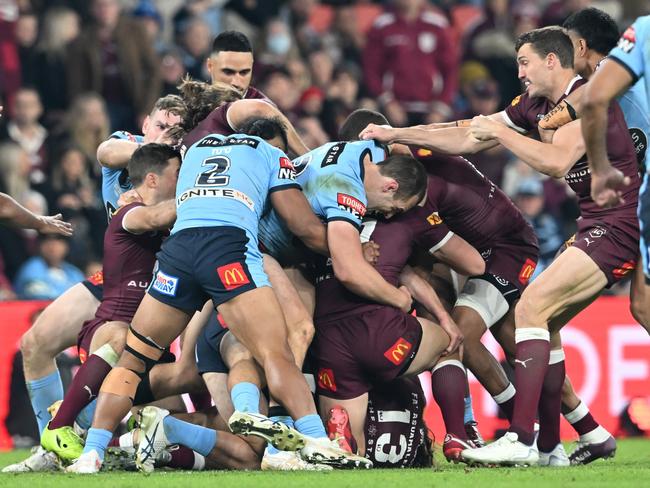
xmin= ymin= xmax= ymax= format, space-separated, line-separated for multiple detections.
xmin=196 ymin=156 xmax=231 ymax=186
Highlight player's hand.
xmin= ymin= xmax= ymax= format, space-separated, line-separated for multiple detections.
xmin=37 ymin=214 xmax=73 ymax=236
xmin=155 ymin=128 xmax=179 ymax=146
xmin=359 ymin=123 xmax=396 ymax=143
xmin=469 ymin=115 xmax=501 ymax=141
xmin=591 ymin=165 xmax=630 ymax=208
xmin=118 ymin=189 xmax=143 ymax=207
xmin=397 ymin=285 xmax=413 ymax=313
xmin=438 ymin=315 xmax=464 ymax=357
xmin=362 ymin=240 xmax=380 ymax=265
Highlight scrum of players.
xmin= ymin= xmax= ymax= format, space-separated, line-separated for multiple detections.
xmin=4 ymin=6 xmax=650 ymax=473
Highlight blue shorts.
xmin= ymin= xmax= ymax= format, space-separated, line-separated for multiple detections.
xmin=195 ymin=312 xmax=229 ymax=375
xmin=639 ymin=173 xmax=650 ymax=283
xmin=148 ymin=226 xmax=270 ymax=312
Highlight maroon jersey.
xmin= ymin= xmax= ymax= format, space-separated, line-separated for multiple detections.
xmin=94 ymin=202 xmax=164 ymax=323
xmin=365 ymin=377 xmax=430 ymax=468
xmin=504 ymin=76 xmax=640 ymax=219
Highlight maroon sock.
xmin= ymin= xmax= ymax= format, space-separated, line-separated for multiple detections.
xmin=537 ymin=352 xmax=565 ymax=452
xmin=168 ymin=445 xmax=197 ymax=469
xmin=108 ymin=437 xmax=120 ymax=447
xmin=431 ymin=361 xmax=468 ymax=440
xmin=509 ymin=329 xmax=550 ymax=446
xmin=49 ymin=354 xmax=112 ymax=429
xmin=189 ymin=392 xmax=212 ymax=411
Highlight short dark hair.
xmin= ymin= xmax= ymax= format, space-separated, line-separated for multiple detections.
xmin=515 ymin=27 xmax=574 ymax=69
xmin=151 ymin=94 xmax=187 ymax=118
xmin=339 ymin=109 xmax=389 ymax=141
xmin=562 ymin=7 xmax=620 ymax=55
xmin=376 ymin=155 xmax=427 ymax=203
xmin=238 ymin=116 xmax=288 ymax=153
xmin=128 ymin=143 xmax=181 ymax=186
xmin=211 ymin=31 xmax=252 ymax=54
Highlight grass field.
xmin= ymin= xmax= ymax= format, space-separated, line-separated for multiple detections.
xmin=1 ymin=439 xmax=649 ymax=488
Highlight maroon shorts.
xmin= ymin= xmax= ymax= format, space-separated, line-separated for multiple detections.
xmin=77 ymin=317 xmax=107 ymax=364
xmin=312 ymin=306 xmax=422 ymax=400
xmin=569 ymin=215 xmax=639 ymax=287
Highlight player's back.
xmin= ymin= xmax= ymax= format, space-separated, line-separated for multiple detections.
xmin=95 ymin=202 xmax=164 ymax=322
xmin=180 ymin=103 xmax=235 ymax=157
xmin=173 ymin=133 xmax=296 ymax=243
xmin=618 ymin=72 xmax=650 ymax=172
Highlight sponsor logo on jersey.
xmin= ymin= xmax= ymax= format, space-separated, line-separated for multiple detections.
xmin=151 ymin=270 xmax=179 ymax=296
xmin=416 ymin=148 xmax=433 ymax=158
xmin=277 ymin=156 xmax=297 ymax=180
xmin=127 ymin=280 xmax=150 ymax=288
xmin=384 ymin=337 xmax=413 ymax=366
xmin=337 ymin=193 xmax=367 ymax=218
xmin=292 ymin=154 xmax=312 ymax=176
xmin=617 ymin=26 xmax=636 ymax=53
xmin=629 ymin=128 xmax=648 ymax=170
xmin=511 ymin=95 xmax=521 ymax=107
xmin=197 ymin=136 xmax=260 ymax=148
xmin=86 ymin=270 xmax=104 ymax=286
xmin=321 ymin=142 xmax=347 ymax=167
xmin=317 ymin=368 xmax=337 ymax=392
xmin=176 ymin=187 xmax=254 ymax=210
xmin=613 ymin=260 xmax=636 ymax=279
xmin=217 ymin=262 xmax=251 ymax=290
xmin=589 ymin=226 xmax=607 ymax=239
xmin=426 ymin=211 xmax=443 ymax=226
xmin=518 ymin=258 xmax=537 ymax=286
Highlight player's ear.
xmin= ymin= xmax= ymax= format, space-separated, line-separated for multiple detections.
xmin=383 ymin=179 xmax=399 ymax=194
xmin=141 ymin=115 xmax=151 ymax=136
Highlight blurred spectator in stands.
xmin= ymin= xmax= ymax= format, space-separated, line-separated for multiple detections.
xmin=309 ymin=49 xmax=335 ymax=92
xmin=513 ymin=178 xmax=563 ymax=278
xmin=48 ymin=93 xmax=110 ymax=175
xmin=222 ymin=0 xmax=282 ymax=40
xmin=0 ymin=87 xmax=48 ymax=184
xmin=321 ymin=64 xmax=361 ymax=139
xmin=66 ymin=0 xmax=161 ymax=132
xmin=298 ymin=86 xmax=324 ymax=118
xmin=330 ymin=5 xmax=365 ymax=66
xmin=15 ymin=10 xmax=38 ymax=86
xmin=179 ymin=16 xmax=212 ymax=81
xmin=285 ymin=0 xmax=320 ymax=55
xmin=363 ymin=0 xmax=458 ymax=126
xmin=540 ymin=0 xmax=591 ymax=27
xmin=0 ymin=1 xmax=21 ymax=117
xmin=260 ymin=68 xmax=300 ymax=119
xmin=13 ymin=234 xmax=84 ymax=300
xmin=131 ymin=0 xmax=166 ymax=53
xmin=0 ymin=253 xmax=16 ymax=300
xmin=31 ymin=6 xmax=80 ymax=127
xmin=173 ymin=0 xmax=224 ymax=39
xmin=257 ymin=19 xmax=297 ymax=71
xmin=160 ymin=49 xmax=186 ymax=96
xmin=286 ymin=57 xmax=311 ymax=94
xmin=296 ymin=116 xmax=329 ymax=150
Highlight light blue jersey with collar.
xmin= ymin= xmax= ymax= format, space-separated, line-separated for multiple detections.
xmin=101 ymin=131 xmax=142 ymax=218
xmin=258 ymin=140 xmax=388 ymax=262
xmin=172 ymin=133 xmax=299 ymax=246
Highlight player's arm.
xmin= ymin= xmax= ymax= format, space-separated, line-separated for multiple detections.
xmin=270 ymin=188 xmax=328 ymax=255
xmin=359 ymin=116 xmax=504 ymax=155
xmin=327 ymin=220 xmax=412 ymax=312
xmin=399 ymin=265 xmax=462 ymax=355
xmin=430 ymin=234 xmax=485 ymax=276
xmin=470 ymin=115 xmax=584 ymax=178
xmin=227 ymin=99 xmax=310 ymax=156
xmin=96 ymin=138 xmax=140 ymax=169
xmin=0 ymin=192 xmax=73 ymax=235
xmin=122 ymin=199 xmax=176 ymax=234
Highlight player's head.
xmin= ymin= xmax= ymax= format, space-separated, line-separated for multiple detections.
xmin=207 ymin=31 xmax=254 ymax=94
xmin=238 ymin=116 xmax=288 ymax=153
xmin=142 ymin=95 xmax=187 ymax=144
xmin=128 ymin=143 xmax=181 ymax=202
xmin=365 ymin=155 xmax=427 ymax=219
xmin=515 ymin=27 xmax=574 ymax=98
xmin=339 ymin=109 xmax=389 ymax=141
xmin=562 ymin=7 xmax=619 ymax=77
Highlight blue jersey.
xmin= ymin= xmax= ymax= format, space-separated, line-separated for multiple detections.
xmin=258 ymin=140 xmax=388 ymax=261
xmin=101 ymin=131 xmax=142 ymax=218
xmin=172 ymin=133 xmax=299 ymax=247
xmin=609 ymin=16 xmax=650 ymax=172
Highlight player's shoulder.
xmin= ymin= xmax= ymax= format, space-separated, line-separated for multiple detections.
xmin=110 ymin=201 xmax=144 ymax=224
xmin=109 ymin=130 xmax=143 ymax=143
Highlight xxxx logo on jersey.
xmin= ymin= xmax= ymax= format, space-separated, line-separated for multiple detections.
xmin=426 ymin=211 xmax=443 ymax=226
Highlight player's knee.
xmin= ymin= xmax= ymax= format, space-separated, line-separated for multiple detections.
xmin=514 ymin=290 xmax=544 ymax=325
xmin=288 ymin=318 xmax=315 ymax=348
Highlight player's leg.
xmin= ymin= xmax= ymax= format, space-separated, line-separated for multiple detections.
xmin=629 ymin=259 xmax=650 ymax=333
xmin=463 ymin=247 xmax=607 ymax=465
xmin=319 ymin=394 xmax=369 ymax=455
xmin=21 ymin=282 xmax=99 ymax=434
xmin=222 ymin=331 xmax=266 ymax=414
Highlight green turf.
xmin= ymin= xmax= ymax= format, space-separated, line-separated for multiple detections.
xmin=0 ymin=439 xmax=648 ymax=487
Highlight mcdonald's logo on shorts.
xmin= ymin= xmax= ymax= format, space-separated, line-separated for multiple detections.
xmin=384 ymin=337 xmax=413 ymax=366
xmin=317 ymin=368 xmax=337 ymax=392
xmin=518 ymin=258 xmax=537 ymax=286
xmin=217 ymin=262 xmax=250 ymax=291
xmin=86 ymin=270 xmax=104 ymax=286
xmin=79 ymin=348 xmax=87 ymax=364
xmin=613 ymin=260 xmax=636 ymax=280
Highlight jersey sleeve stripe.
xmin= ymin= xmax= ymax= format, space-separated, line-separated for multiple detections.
xmin=121 ymin=206 xmax=145 ymax=235
xmin=500 ymin=111 xmax=527 ymax=134
xmin=428 ymin=231 xmax=454 ymax=253
xmin=268 ymin=183 xmax=302 ymax=193
xmin=327 ymin=216 xmax=362 ymax=230
xmin=608 ymin=55 xmax=641 ymax=84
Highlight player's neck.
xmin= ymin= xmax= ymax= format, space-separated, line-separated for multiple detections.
xmin=549 ymin=71 xmax=580 ymax=104
xmin=135 ymin=186 xmax=158 ymax=207
xmin=585 ymin=51 xmax=607 ymax=79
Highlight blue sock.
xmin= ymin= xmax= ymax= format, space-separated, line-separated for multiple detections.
xmin=267 ymin=414 xmax=294 ymax=454
xmin=294 ymin=414 xmax=326 ymax=439
xmin=231 ymin=382 xmax=260 ymax=413
xmin=163 ymin=415 xmax=217 ymax=456
xmin=75 ymin=400 xmax=97 ymax=430
xmin=26 ymin=370 xmax=64 ymax=434
xmin=464 ymin=395 xmax=476 ymax=424
xmin=82 ymin=428 xmax=113 ymax=460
